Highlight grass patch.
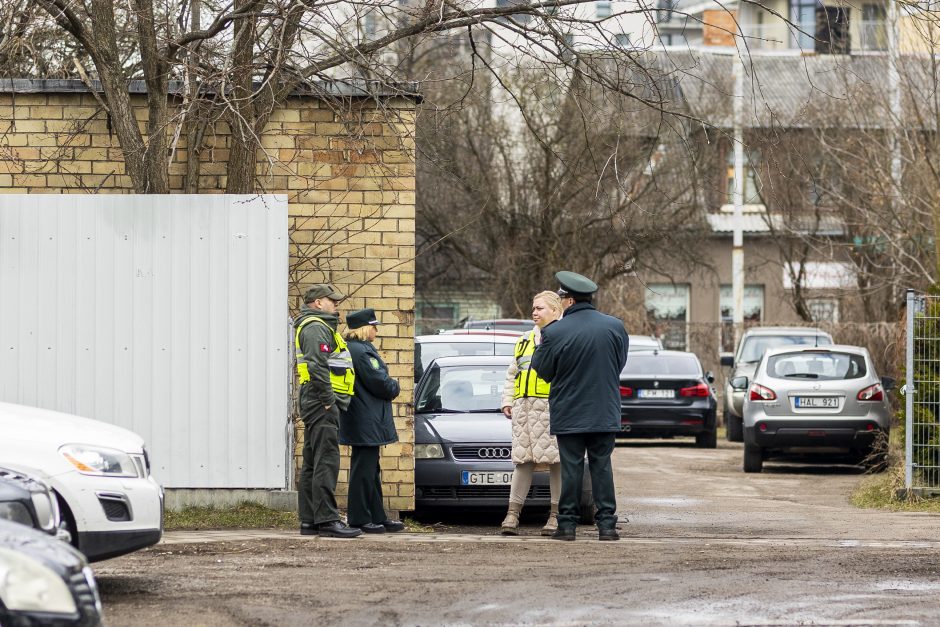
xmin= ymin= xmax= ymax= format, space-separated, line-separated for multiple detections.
xmin=165 ymin=501 xmax=299 ymax=531
xmin=852 ymin=455 xmax=940 ymax=513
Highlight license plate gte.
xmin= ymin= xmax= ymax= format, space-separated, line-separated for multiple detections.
xmin=638 ymin=388 xmax=675 ymax=399
xmin=461 ymin=471 xmax=512 ymax=485
xmin=795 ymin=396 xmax=839 ymax=408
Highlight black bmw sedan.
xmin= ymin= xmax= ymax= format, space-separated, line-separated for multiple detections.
xmin=618 ymin=350 xmax=718 ymax=448
xmin=414 ymin=355 xmax=593 ymax=521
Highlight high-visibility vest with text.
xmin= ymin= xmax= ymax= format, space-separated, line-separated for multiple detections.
xmin=295 ymin=317 xmax=355 ymax=396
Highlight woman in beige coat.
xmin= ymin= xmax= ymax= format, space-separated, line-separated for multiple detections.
xmin=499 ymin=291 xmax=563 ymax=535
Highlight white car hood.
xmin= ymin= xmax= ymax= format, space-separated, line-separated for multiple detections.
xmin=0 ymin=401 xmax=145 ymax=453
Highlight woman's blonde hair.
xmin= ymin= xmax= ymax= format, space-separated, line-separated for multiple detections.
xmin=343 ymin=326 xmax=373 ymax=342
xmin=533 ymin=290 xmax=563 ymax=316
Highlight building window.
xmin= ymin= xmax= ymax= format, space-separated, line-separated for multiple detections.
xmin=860 ymin=4 xmax=887 ymax=50
xmin=726 ymin=149 xmax=762 ymax=205
xmin=646 ymin=284 xmax=689 ymax=350
xmin=496 ymin=0 xmax=532 ymax=23
xmin=807 ymin=298 xmax=839 ymax=323
xmin=719 ymin=285 xmax=765 ymax=353
xmin=596 ymin=0 xmax=612 ymax=18
xmin=657 ymin=0 xmax=676 ymax=23
xmin=791 ymin=0 xmax=851 ymax=52
xmin=615 ymin=33 xmax=631 ymax=47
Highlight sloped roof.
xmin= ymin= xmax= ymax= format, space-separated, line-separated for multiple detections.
xmin=582 ymin=49 xmax=938 ymax=130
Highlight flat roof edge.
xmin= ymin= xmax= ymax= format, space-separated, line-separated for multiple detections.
xmin=0 ymin=78 xmax=422 ymax=101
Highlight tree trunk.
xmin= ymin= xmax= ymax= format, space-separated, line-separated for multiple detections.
xmin=225 ymin=0 xmax=258 ymax=194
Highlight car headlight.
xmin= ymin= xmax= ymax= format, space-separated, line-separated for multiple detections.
xmin=0 ymin=502 xmax=33 ymax=527
xmin=414 ymin=443 xmax=444 ymax=459
xmin=0 ymin=547 xmax=77 ymax=614
xmin=59 ymin=444 xmax=141 ymax=477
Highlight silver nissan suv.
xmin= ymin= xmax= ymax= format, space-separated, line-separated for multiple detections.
xmin=721 ymin=327 xmax=833 ymax=442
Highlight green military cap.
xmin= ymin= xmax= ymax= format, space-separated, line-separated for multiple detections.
xmin=555 ymin=271 xmax=598 ymax=297
xmin=346 ymin=308 xmax=379 ymax=329
xmin=304 ymin=283 xmax=345 ymax=303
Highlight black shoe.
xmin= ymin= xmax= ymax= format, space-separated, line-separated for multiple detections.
xmin=598 ymin=528 xmax=620 ymax=541
xmin=300 ymin=522 xmax=318 ymax=536
xmin=551 ymin=527 xmax=576 ymax=541
xmin=351 ymin=523 xmax=386 ymax=534
xmin=381 ymin=519 xmax=405 ymax=533
xmin=318 ymin=521 xmax=362 ymax=538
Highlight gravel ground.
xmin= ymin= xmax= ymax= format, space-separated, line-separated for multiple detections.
xmin=95 ymin=440 xmax=940 ymax=626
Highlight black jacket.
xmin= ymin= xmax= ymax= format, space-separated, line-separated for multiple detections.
xmin=295 ymin=306 xmax=351 ymax=415
xmin=530 ymin=302 xmax=629 ymax=435
xmin=339 ymin=339 xmax=401 ymax=446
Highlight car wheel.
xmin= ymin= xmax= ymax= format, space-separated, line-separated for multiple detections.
xmin=579 ymin=492 xmax=595 ymax=525
xmin=696 ymin=429 xmax=718 ymax=449
xmin=726 ymin=413 xmax=743 ymax=442
xmin=743 ymin=443 xmax=763 ymax=473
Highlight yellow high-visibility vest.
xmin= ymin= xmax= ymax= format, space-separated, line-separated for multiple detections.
xmin=513 ymin=330 xmax=550 ymax=399
xmin=295 ymin=317 xmax=355 ymax=396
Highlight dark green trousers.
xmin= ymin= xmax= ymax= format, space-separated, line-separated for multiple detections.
xmin=298 ymin=405 xmax=341 ymax=525
xmin=347 ymin=446 xmax=388 ymax=526
xmin=556 ymin=432 xmax=617 ymax=530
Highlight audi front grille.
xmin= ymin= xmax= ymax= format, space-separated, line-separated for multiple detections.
xmin=451 ymin=445 xmax=512 ymax=461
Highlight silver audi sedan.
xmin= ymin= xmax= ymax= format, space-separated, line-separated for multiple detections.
xmin=736 ymin=344 xmax=893 ymax=473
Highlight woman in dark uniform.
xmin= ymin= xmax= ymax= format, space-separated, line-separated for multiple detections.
xmin=340 ymin=308 xmax=405 ymax=533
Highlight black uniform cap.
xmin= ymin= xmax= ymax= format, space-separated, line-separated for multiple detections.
xmin=555 ymin=271 xmax=598 ymax=297
xmin=346 ymin=308 xmax=380 ymax=330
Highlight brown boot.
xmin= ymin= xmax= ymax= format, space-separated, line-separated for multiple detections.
xmin=500 ymin=502 xmax=523 ymax=535
xmin=541 ymin=503 xmax=558 ymax=536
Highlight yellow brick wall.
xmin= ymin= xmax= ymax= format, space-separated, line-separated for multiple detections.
xmin=0 ymin=89 xmax=416 ymax=514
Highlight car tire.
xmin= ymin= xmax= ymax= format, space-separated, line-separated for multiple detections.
xmin=696 ymin=429 xmax=718 ymax=449
xmin=726 ymin=413 xmax=743 ymax=442
xmin=579 ymin=493 xmax=595 ymax=525
xmin=743 ymin=443 xmax=763 ymax=473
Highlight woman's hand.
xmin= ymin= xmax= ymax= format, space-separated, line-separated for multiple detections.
xmin=501 ymin=406 xmax=512 ymax=418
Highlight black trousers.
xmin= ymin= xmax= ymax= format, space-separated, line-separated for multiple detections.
xmin=298 ymin=405 xmax=341 ymax=525
xmin=346 ymin=446 xmax=388 ymax=526
xmin=556 ymin=432 xmax=617 ymax=530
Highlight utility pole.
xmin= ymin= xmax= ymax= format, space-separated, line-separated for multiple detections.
xmin=732 ymin=46 xmax=745 ymax=346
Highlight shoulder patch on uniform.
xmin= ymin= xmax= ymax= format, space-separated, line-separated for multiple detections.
xmin=369 ymin=357 xmax=380 ymax=369
xmin=319 ymin=343 xmax=331 ymax=353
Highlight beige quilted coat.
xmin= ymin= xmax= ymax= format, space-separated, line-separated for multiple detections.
xmin=501 ymin=334 xmax=560 ymax=465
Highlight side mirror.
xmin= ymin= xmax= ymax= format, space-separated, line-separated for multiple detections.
xmin=720 ymin=353 xmax=734 ymax=368
xmin=882 ymin=376 xmax=897 ymax=391
xmin=730 ymin=376 xmax=749 ymax=391
xmin=705 ymin=371 xmax=715 ymax=384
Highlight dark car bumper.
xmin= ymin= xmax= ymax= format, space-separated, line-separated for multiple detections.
xmin=77 ymin=527 xmax=162 ymax=562
xmin=415 ymin=458 xmax=552 ymax=508
xmin=745 ymin=419 xmax=885 ymax=450
xmin=618 ymin=405 xmax=716 ymax=438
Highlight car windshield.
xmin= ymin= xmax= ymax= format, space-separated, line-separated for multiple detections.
xmin=739 ymin=335 xmax=831 ymax=363
xmin=415 ymin=364 xmax=507 ymax=413
xmin=621 ymin=354 xmax=701 ymax=376
xmin=767 ymin=351 xmax=867 ymax=380
xmin=417 ymin=341 xmax=514 ymax=374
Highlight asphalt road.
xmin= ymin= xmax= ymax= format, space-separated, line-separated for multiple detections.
xmin=95 ymin=439 xmax=940 ymax=626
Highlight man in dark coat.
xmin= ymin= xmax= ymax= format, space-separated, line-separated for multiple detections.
xmin=295 ymin=284 xmax=361 ymax=538
xmin=340 ymin=308 xmax=405 ymax=533
xmin=530 ymin=271 xmax=630 ymax=541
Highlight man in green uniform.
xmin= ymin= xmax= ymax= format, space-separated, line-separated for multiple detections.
xmin=531 ymin=271 xmax=630 ymax=541
xmin=295 ymin=284 xmax=361 ymax=538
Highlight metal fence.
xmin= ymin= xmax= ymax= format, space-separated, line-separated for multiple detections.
xmin=905 ymin=290 xmax=940 ymax=492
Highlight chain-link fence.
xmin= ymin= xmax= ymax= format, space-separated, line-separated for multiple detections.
xmin=905 ymin=290 xmax=940 ymax=493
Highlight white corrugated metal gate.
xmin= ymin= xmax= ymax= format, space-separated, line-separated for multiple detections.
xmin=0 ymin=194 xmax=289 ymax=488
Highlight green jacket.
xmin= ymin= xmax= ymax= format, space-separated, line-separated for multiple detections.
xmin=295 ymin=306 xmax=352 ymax=416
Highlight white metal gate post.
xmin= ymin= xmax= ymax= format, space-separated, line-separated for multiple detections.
xmin=905 ymin=289 xmax=915 ymax=491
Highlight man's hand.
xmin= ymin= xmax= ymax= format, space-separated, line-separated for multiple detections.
xmin=502 ymin=406 xmax=512 ymax=418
